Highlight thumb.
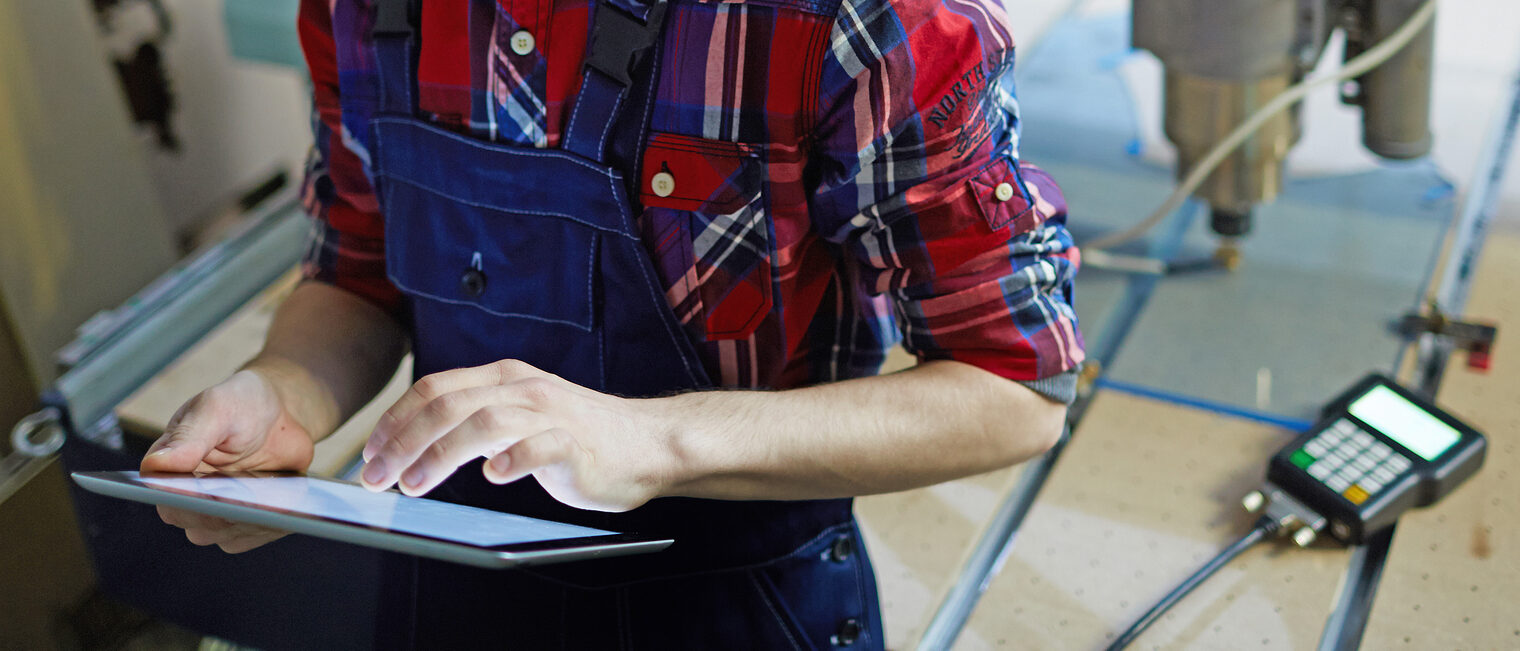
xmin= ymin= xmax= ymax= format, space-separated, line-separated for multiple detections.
xmin=141 ymin=410 xmax=222 ymax=474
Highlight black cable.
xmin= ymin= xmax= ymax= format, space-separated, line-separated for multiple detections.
xmin=1106 ymin=518 xmax=1277 ymax=650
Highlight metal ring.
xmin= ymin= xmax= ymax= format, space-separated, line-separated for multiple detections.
xmin=11 ymin=407 xmax=66 ymax=457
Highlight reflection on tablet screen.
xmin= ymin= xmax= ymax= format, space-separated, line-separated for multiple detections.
xmin=136 ymin=475 xmax=611 ymax=547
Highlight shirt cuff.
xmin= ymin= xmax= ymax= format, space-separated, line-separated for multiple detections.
xmin=1016 ymin=369 xmax=1078 ymax=405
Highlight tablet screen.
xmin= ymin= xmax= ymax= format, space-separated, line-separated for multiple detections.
xmin=135 ymin=474 xmax=611 ymax=547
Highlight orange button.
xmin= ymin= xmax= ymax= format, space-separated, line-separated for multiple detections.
xmin=1344 ymin=485 xmax=1370 ymax=505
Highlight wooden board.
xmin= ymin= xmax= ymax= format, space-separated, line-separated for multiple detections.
xmin=114 ymin=271 xmax=412 ymax=478
xmin=110 ymin=234 xmax=1519 ymax=649
xmin=857 ymin=235 xmax=1520 ymax=650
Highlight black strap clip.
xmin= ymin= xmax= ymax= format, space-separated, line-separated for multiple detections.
xmin=372 ymin=0 xmax=417 ymax=38
xmin=584 ymin=0 xmax=669 ymax=87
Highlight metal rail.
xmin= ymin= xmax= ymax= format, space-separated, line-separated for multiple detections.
xmin=1317 ymin=57 xmax=1520 ymax=651
xmin=4 ymin=188 xmax=307 ymax=498
xmin=915 ymin=202 xmax=1200 ymax=650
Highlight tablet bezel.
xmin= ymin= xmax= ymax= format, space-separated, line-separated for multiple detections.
xmin=71 ymin=470 xmax=672 ymax=569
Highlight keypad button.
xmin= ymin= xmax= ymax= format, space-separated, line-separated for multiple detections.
xmin=1327 ymin=476 xmax=1351 ymax=492
xmin=1308 ymin=462 xmax=1332 ymax=479
xmin=1352 ymin=457 xmax=1377 ymax=472
xmin=1367 ymin=445 xmax=1390 ymax=461
xmin=1387 ymin=455 xmax=1412 ymax=473
xmin=1361 ymin=479 xmax=1383 ymax=493
xmin=1305 ymin=440 xmax=1327 ymax=456
xmin=1352 ymin=432 xmax=1373 ymax=446
xmin=1372 ymin=467 xmax=1397 ymax=483
xmin=1334 ymin=420 xmax=1358 ymax=435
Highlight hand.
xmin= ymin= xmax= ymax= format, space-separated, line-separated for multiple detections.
xmin=360 ymin=360 xmax=676 ymax=512
xmin=141 ymin=368 xmax=316 ymax=553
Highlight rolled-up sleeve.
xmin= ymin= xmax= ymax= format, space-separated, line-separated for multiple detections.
xmin=297 ymin=0 xmax=403 ymax=316
xmin=809 ymin=0 xmax=1084 ymax=396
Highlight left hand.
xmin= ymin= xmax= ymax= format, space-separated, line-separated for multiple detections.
xmin=358 ymin=360 xmax=676 ymax=512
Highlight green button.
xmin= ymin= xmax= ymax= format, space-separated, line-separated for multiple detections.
xmin=1290 ymin=450 xmax=1315 ymax=468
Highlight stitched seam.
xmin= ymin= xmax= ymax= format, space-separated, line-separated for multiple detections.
xmin=594 ymin=91 xmax=626 ymax=161
xmin=566 ymin=73 xmax=594 ymax=155
xmin=628 ymin=227 xmax=705 ymax=385
xmin=374 ymin=172 xmax=636 ymax=239
xmin=385 ymin=268 xmax=594 ymax=331
xmin=591 ymin=235 xmax=607 ymax=390
xmin=849 ymin=523 xmax=875 ymax=649
xmin=750 ymin=573 xmax=805 ymax=651
xmin=373 ymin=116 xmax=616 ymax=175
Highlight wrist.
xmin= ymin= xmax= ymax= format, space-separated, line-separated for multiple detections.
xmin=240 ymin=356 xmax=338 ymax=442
xmin=640 ymin=391 xmax=748 ymax=499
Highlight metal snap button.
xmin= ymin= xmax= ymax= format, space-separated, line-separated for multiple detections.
xmin=994 ymin=182 xmax=1016 ymax=202
xmin=831 ymin=618 xmax=862 ymax=647
xmin=510 ymin=30 xmax=536 ymax=56
xmin=829 ymin=534 xmax=854 ymax=562
xmin=651 ymin=171 xmax=676 ymax=198
xmin=460 ymin=268 xmax=487 ymax=298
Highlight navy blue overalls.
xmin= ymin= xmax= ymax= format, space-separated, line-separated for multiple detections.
xmin=366 ymin=0 xmax=884 ymax=647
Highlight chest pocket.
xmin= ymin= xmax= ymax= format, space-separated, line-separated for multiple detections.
xmin=638 ymin=132 xmax=772 ymax=341
xmin=378 ymin=120 xmax=598 ymax=333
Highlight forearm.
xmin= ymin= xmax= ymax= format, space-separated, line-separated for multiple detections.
xmin=655 ymin=360 xmax=1067 ymax=501
xmin=244 ymin=281 xmax=409 ymax=442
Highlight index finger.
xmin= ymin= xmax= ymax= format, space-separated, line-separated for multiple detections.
xmin=366 ymin=360 xmax=536 ymax=459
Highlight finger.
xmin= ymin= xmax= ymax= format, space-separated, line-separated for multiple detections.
xmin=142 ymin=409 xmax=224 ymax=474
xmin=366 ymin=360 xmax=539 ymax=460
xmin=362 ymin=385 xmax=521 ymax=491
xmin=395 ymin=406 xmax=541 ymax=496
xmin=157 ymin=505 xmax=237 ymax=533
xmin=217 ymin=524 xmax=289 ymax=554
xmin=482 ymin=429 xmax=574 ymax=486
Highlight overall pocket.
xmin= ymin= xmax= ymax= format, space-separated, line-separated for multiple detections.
xmin=638 ymin=132 xmax=772 ymax=341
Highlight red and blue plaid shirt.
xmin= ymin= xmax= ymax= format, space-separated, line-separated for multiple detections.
xmin=297 ymin=0 xmax=1084 ymax=394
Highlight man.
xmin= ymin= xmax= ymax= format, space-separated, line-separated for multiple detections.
xmin=143 ymin=0 xmax=1084 ymax=647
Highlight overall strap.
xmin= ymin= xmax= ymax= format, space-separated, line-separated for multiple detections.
xmin=563 ymin=0 xmax=669 ymax=163
xmin=372 ymin=0 xmax=420 ymax=116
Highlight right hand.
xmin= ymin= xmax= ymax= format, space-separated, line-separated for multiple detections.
xmin=141 ymin=368 xmax=316 ymax=553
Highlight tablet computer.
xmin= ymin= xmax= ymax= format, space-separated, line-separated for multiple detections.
xmin=72 ymin=471 xmax=672 ymax=569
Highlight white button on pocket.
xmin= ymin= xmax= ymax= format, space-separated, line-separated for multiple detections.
xmin=510 ymin=30 xmax=536 ymax=56
xmin=994 ymin=182 xmax=1016 ymax=202
xmin=651 ymin=171 xmax=676 ymax=198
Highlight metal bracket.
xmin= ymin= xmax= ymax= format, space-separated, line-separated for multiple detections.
xmin=1395 ymin=307 xmax=1499 ymax=371
xmin=10 ymin=407 xmax=66 ymax=458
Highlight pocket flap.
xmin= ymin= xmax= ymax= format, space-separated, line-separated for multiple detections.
xmin=968 ymin=161 xmax=1042 ymax=233
xmin=640 ymin=133 xmax=762 ymax=213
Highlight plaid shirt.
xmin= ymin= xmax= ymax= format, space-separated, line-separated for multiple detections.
xmin=297 ymin=0 xmax=1084 ymax=392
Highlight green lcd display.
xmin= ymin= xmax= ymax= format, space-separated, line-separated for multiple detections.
xmin=1348 ymin=386 xmax=1461 ymax=461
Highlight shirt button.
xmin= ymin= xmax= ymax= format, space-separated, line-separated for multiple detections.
xmin=994 ymin=182 xmax=1016 ymax=202
xmin=460 ymin=268 xmax=487 ymax=298
xmin=651 ymin=171 xmax=676 ymax=198
xmin=829 ymin=534 xmax=854 ymax=562
xmin=509 ymin=30 xmax=536 ymax=56
xmin=831 ymin=618 xmax=862 ymax=647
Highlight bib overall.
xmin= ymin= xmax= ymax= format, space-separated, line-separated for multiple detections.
xmin=366 ymin=0 xmax=884 ymax=647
